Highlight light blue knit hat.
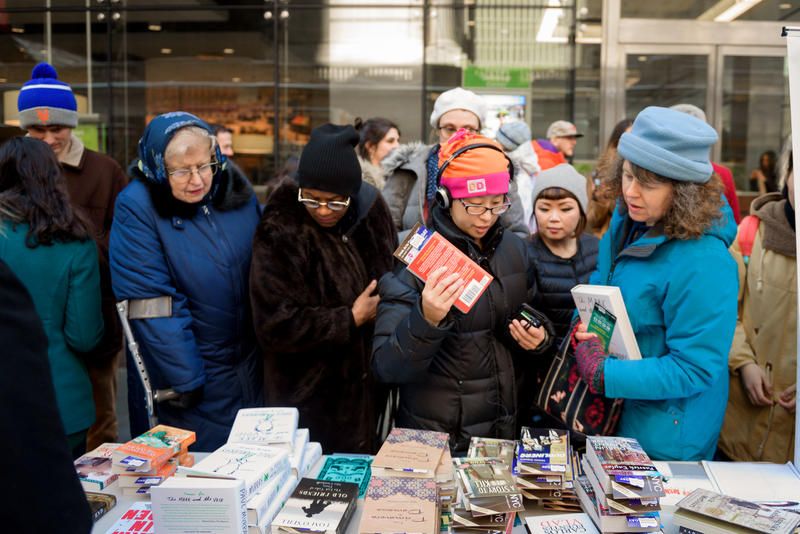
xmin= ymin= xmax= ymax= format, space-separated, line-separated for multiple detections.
xmin=17 ymin=63 xmax=78 ymax=129
xmin=618 ymin=106 xmax=718 ymax=183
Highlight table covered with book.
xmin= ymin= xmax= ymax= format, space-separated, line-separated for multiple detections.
xmin=83 ymin=409 xmax=800 ymax=534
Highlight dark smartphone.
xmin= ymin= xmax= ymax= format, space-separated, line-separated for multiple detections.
xmin=512 ymin=303 xmax=542 ymax=330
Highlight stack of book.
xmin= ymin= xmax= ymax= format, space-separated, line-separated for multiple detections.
xmin=468 ymin=437 xmax=516 ymax=468
xmin=452 ymin=456 xmax=524 ymax=529
xmin=75 ymin=442 xmax=121 ymax=491
xmin=271 ymin=478 xmax=359 ymax=534
xmin=513 ymin=427 xmax=580 ymax=512
xmin=576 ymin=436 xmax=663 ymax=533
xmin=673 ymin=488 xmax=800 ymax=534
xmin=111 ymin=425 xmax=196 ymax=498
xmin=359 ymin=428 xmax=451 ymax=534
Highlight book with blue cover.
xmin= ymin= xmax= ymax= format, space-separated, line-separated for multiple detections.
xmin=317 ymin=456 xmax=372 ymax=498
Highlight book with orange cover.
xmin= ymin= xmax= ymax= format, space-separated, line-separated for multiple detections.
xmin=112 ymin=425 xmax=196 ymax=473
xmin=394 ymin=223 xmax=493 ymax=314
xmin=117 ymin=461 xmax=178 ymax=488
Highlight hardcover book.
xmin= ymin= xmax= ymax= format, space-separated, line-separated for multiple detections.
xmin=674 ymin=489 xmax=800 ymax=534
xmin=112 ymin=425 xmax=196 ymax=473
xmin=359 ymin=476 xmax=439 ymax=534
xmin=290 ymin=428 xmax=310 ymax=476
xmin=247 ymin=468 xmax=290 ymax=525
xmin=467 ymin=437 xmax=516 ymax=468
xmin=453 ymin=457 xmax=524 ymax=516
xmin=525 ymin=512 xmax=600 ymax=534
xmin=394 ymin=222 xmax=494 ymax=313
xmin=178 ymin=443 xmax=290 ymax=500
xmin=372 ymin=427 xmax=448 ymax=477
xmin=317 ymin=455 xmax=372 ymax=498
xmin=584 ymin=436 xmax=663 ymax=498
xmin=271 ymin=478 xmax=358 ymax=534
xmin=571 ymin=284 xmax=641 ymax=360
xmin=104 ymin=502 xmax=152 ymax=534
xmin=151 ymin=476 xmax=248 ymax=534
xmin=228 ymin=408 xmax=299 ymax=451
xmin=86 ymin=491 xmax=117 ymax=523
xmin=75 ymin=442 xmax=121 ymax=491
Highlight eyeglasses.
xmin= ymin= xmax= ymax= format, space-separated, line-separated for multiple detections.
xmin=438 ymin=125 xmax=480 ymax=138
xmin=297 ymin=189 xmax=350 ymax=211
xmin=459 ymin=198 xmax=511 ymax=216
xmin=168 ymin=161 xmax=218 ymax=182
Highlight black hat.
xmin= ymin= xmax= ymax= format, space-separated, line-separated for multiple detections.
xmin=296 ymin=124 xmax=362 ymax=197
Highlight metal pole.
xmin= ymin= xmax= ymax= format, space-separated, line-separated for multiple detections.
xmin=421 ymin=0 xmax=429 ymax=142
xmin=273 ymin=1 xmax=280 ymax=180
xmin=85 ymin=0 xmax=93 ymax=114
xmin=45 ymin=0 xmax=52 ymax=64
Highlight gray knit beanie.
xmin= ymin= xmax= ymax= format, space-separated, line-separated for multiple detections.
xmin=531 ymin=163 xmax=589 ymax=214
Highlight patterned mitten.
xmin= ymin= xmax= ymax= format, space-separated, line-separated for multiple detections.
xmin=574 ymin=336 xmax=607 ymax=395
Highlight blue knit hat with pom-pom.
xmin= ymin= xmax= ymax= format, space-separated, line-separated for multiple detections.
xmin=17 ymin=63 xmax=78 ymax=129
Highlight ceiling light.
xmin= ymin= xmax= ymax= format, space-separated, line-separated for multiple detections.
xmin=714 ymin=0 xmax=763 ymax=22
xmin=536 ymin=0 xmax=567 ymax=44
xmin=224 ymin=48 xmax=234 ymax=54
xmin=148 ymin=24 xmax=162 ymax=31
xmin=161 ymin=48 xmax=172 ymax=54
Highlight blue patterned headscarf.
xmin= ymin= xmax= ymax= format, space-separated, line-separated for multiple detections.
xmin=136 ymin=111 xmax=226 ymax=185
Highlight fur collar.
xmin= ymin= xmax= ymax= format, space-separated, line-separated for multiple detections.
xmin=752 ymin=193 xmax=796 ymax=257
xmin=131 ymin=162 xmax=254 ymax=219
xmin=381 ymin=141 xmax=431 ymax=176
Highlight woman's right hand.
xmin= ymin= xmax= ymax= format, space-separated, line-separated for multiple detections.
xmin=574 ymin=321 xmax=597 ymax=343
xmin=421 ymin=266 xmax=464 ymax=326
xmin=739 ymin=362 xmax=773 ymax=407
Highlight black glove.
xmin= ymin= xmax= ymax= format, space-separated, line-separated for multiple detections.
xmin=164 ymin=386 xmax=203 ymax=410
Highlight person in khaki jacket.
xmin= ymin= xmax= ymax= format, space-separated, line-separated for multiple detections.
xmin=718 ymin=141 xmax=797 ymax=463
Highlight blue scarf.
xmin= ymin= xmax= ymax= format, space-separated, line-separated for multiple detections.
xmin=425 ymin=144 xmax=441 ymax=202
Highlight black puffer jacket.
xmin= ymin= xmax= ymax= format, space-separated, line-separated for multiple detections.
xmin=528 ymin=233 xmax=599 ymax=342
xmin=372 ymin=205 xmax=533 ymax=454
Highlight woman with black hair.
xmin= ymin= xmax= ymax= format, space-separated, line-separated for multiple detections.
xmin=355 ymin=117 xmax=400 ymax=189
xmin=0 ymin=136 xmax=103 ymax=458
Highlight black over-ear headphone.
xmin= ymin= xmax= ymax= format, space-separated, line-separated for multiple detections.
xmin=434 ymin=142 xmax=515 ymax=209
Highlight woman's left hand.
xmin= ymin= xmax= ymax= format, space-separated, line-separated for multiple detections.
xmin=509 ymin=319 xmax=546 ymax=351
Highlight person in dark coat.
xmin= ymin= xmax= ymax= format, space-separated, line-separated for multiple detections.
xmin=373 ymin=130 xmax=550 ymax=454
xmin=110 ymin=112 xmax=262 ymax=451
xmin=528 ymin=164 xmax=599 ymax=343
xmin=18 ymin=62 xmax=128 ymax=450
xmin=251 ymin=124 xmax=397 ymax=455
xmin=0 ymin=259 xmax=92 ymax=533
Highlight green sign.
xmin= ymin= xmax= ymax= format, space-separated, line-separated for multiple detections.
xmin=463 ymin=66 xmax=531 ymax=89
xmin=73 ymin=123 xmax=101 ymax=152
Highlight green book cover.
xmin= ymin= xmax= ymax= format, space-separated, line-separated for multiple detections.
xmin=587 ymin=303 xmax=616 ymax=352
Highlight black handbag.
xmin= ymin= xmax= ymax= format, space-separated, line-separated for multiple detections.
xmin=535 ymin=321 xmax=623 ymax=437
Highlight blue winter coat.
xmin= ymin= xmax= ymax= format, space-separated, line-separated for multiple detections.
xmin=592 ymin=204 xmax=738 ymax=461
xmin=110 ymin=169 xmax=262 ymax=451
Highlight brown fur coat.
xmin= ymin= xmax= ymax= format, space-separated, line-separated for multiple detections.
xmin=250 ymin=180 xmax=397 ymax=453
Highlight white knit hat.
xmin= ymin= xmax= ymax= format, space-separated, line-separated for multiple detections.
xmin=429 ymin=87 xmax=487 ymax=129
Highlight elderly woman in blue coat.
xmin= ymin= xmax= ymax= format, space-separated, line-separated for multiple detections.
xmin=573 ymin=106 xmax=737 ymax=461
xmin=110 ymin=112 xmax=262 ymax=451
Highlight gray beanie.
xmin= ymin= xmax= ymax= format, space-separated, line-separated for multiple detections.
xmin=531 ymin=163 xmax=589 ymax=214
xmin=496 ymin=121 xmax=531 ymax=152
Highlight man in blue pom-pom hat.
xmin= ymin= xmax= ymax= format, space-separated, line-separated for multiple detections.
xmin=18 ymin=62 xmax=128 ymax=455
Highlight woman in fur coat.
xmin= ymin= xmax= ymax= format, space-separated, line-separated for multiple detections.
xmin=250 ymin=124 xmax=397 ymax=454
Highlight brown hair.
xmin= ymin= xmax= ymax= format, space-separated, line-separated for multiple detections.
xmin=534 ymin=187 xmax=587 ymax=237
xmin=608 ymin=157 xmax=724 ymax=240
xmin=588 ymin=118 xmax=633 ymax=237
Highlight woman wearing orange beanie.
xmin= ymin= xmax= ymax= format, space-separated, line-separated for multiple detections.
xmin=373 ymin=130 xmax=551 ymax=453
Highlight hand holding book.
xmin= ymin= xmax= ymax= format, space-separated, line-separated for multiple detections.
xmin=421 ymin=266 xmax=465 ymax=326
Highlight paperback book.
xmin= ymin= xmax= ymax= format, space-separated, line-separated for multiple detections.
xmin=317 ymin=455 xmax=372 ymax=498
xmin=674 ymin=489 xmax=800 ymax=534
xmin=151 ymin=476 xmax=248 ymax=534
xmin=271 ymin=478 xmax=358 ymax=534
xmin=359 ymin=476 xmax=440 ymax=534
xmin=571 ymin=284 xmax=641 ymax=360
xmin=515 ymin=427 xmax=569 ymax=477
xmin=112 ymin=425 xmax=196 ymax=473
xmin=228 ymin=408 xmax=299 ymax=451
xmin=584 ymin=436 xmax=663 ymax=499
xmin=582 ymin=458 xmax=660 ymax=515
xmin=104 ymin=502 xmax=152 ymax=534
xmin=574 ymin=476 xmax=661 ymax=533
xmin=372 ymin=427 xmax=448 ymax=477
xmin=525 ymin=512 xmax=600 ymax=534
xmin=289 ymin=428 xmax=310 ymax=476
xmin=86 ymin=491 xmax=117 ymax=523
xmin=75 ymin=442 xmax=121 ymax=491
xmin=467 ymin=437 xmax=516 ymax=468
xmin=453 ymin=457 xmax=524 ymax=516
xmin=246 ymin=468 xmax=290 ymax=525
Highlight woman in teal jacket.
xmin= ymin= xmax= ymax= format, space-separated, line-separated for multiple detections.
xmin=574 ymin=107 xmax=738 ymax=461
xmin=0 ymin=137 xmax=103 ymax=457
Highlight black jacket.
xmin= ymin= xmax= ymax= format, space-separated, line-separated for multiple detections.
xmin=528 ymin=233 xmax=599 ymax=342
xmin=372 ymin=205 xmax=533 ymax=454
xmin=0 ymin=259 xmax=92 ymax=533
xmin=251 ymin=180 xmax=397 ymax=454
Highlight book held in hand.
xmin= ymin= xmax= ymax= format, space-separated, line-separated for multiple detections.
xmin=571 ymin=284 xmax=641 ymax=360
xmin=394 ymin=223 xmax=494 ymax=313
xmin=271 ymin=477 xmax=358 ymax=534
